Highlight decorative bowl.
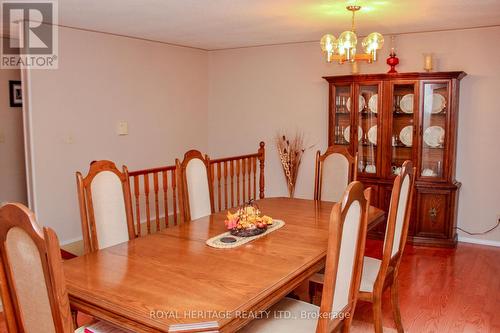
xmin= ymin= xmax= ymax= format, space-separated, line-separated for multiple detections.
xmin=230 ymin=227 xmax=267 ymax=237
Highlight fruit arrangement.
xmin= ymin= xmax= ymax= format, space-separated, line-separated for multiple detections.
xmin=224 ymin=200 xmax=273 ymax=237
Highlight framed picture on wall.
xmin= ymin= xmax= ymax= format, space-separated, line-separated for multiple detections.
xmin=9 ymin=80 xmax=22 ymax=107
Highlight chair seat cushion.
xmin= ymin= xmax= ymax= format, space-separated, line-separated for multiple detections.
xmin=75 ymin=321 xmax=129 ymax=333
xmin=239 ymin=297 xmax=319 ymax=332
xmin=360 ymin=256 xmax=381 ymax=293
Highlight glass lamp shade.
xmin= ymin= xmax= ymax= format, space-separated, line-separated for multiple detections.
xmin=338 ymin=30 xmax=358 ymax=60
xmin=320 ymin=34 xmax=336 ymax=53
xmin=362 ymin=32 xmax=384 ymax=52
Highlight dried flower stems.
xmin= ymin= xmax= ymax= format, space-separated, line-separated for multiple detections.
xmin=275 ymin=132 xmax=311 ymax=198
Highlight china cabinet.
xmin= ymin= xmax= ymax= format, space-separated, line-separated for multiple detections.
xmin=324 ymin=71 xmax=466 ymax=247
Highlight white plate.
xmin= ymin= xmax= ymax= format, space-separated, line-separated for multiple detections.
xmin=399 ymin=125 xmax=413 ymax=147
xmin=422 ymin=168 xmax=437 ymax=177
xmin=424 ymin=93 xmax=446 ymax=114
xmin=423 ymin=126 xmax=445 ymax=147
xmin=346 ymin=95 xmax=366 ymax=113
xmin=365 ymin=164 xmax=376 ymax=174
xmin=343 ymin=125 xmax=363 ymax=143
xmin=367 ymin=125 xmax=377 ymax=145
xmin=368 ymin=94 xmax=378 ymax=113
xmin=400 ymin=94 xmax=414 ymax=114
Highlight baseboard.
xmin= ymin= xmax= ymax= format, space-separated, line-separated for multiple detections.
xmin=458 ymin=236 xmax=500 ymax=247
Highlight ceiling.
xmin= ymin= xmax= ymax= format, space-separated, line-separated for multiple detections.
xmin=5 ymin=0 xmax=500 ymax=50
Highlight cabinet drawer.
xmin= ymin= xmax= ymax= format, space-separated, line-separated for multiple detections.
xmin=415 ymin=190 xmax=450 ymax=238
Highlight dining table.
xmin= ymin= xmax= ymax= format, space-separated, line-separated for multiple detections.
xmin=63 ymin=197 xmax=385 ymax=333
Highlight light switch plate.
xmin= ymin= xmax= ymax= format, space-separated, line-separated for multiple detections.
xmin=117 ymin=121 xmax=128 ymax=135
xmin=64 ymin=135 xmax=75 ymax=144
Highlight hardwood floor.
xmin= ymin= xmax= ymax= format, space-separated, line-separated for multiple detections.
xmin=355 ymin=240 xmax=500 ymax=332
xmin=0 ymin=241 xmax=498 ymax=332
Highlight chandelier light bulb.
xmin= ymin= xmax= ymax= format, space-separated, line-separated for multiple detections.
xmin=338 ymin=30 xmax=357 ymax=50
xmin=338 ymin=30 xmax=357 ymax=61
xmin=362 ymin=32 xmax=384 ymax=52
xmin=320 ymin=34 xmax=336 ymax=62
xmin=320 ymin=34 xmax=336 ymax=52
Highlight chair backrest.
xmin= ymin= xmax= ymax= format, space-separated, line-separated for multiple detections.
xmin=314 ymin=147 xmax=357 ymax=202
xmin=378 ymin=161 xmax=416 ymax=283
xmin=76 ymin=160 xmax=135 ymax=253
xmin=176 ymin=150 xmax=214 ymax=222
xmin=0 ymin=203 xmax=73 ymax=333
xmin=317 ymin=182 xmax=370 ymax=333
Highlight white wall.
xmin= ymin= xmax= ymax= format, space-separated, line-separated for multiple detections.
xmin=24 ymin=26 xmax=500 ymax=244
xmin=27 ymin=27 xmax=208 ymax=242
xmin=0 ymin=38 xmax=27 ymax=204
xmin=207 ymin=26 xmax=500 ymax=243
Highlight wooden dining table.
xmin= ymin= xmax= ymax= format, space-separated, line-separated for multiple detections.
xmin=64 ymin=197 xmax=385 ymax=333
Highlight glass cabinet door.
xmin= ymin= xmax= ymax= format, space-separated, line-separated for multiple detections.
xmin=420 ymin=82 xmax=449 ymax=179
xmin=356 ymin=84 xmax=381 ymax=176
xmin=390 ymin=83 xmax=417 ymax=176
xmin=329 ymin=85 xmax=352 ymax=148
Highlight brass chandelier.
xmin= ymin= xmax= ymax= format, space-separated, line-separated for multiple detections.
xmin=320 ymin=5 xmax=384 ymax=64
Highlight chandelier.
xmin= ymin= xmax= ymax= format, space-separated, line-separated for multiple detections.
xmin=320 ymin=5 xmax=384 ymax=64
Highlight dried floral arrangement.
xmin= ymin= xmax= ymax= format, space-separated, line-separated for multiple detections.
xmin=275 ymin=132 xmax=312 ymax=198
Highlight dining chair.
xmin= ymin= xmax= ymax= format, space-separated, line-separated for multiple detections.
xmin=0 ymin=202 xmax=127 ymax=333
xmin=314 ymin=147 xmax=357 ymax=202
xmin=358 ymin=160 xmax=415 ymax=333
xmin=240 ymin=181 xmax=371 ymax=333
xmin=176 ymin=150 xmax=214 ymax=222
xmin=76 ymin=160 xmax=135 ymax=253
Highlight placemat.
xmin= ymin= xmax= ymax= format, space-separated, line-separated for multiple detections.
xmin=206 ymin=219 xmax=285 ymax=249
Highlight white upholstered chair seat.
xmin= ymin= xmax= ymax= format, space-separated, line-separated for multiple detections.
xmin=359 ymin=256 xmax=382 ymax=293
xmin=239 ymin=297 xmax=319 ymax=333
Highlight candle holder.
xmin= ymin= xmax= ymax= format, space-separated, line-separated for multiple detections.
xmin=423 ymin=53 xmax=433 ymax=72
xmin=386 ymin=48 xmax=399 ymax=74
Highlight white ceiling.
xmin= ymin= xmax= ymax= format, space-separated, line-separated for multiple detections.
xmin=8 ymin=0 xmax=500 ymax=50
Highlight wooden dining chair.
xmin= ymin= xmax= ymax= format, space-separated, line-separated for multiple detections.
xmin=358 ymin=160 xmax=416 ymax=333
xmin=0 ymin=202 xmax=127 ymax=333
xmin=176 ymin=150 xmax=215 ymax=222
xmin=314 ymin=147 xmax=357 ymax=202
xmin=240 ymin=181 xmax=371 ymax=333
xmin=76 ymin=160 xmax=135 ymax=253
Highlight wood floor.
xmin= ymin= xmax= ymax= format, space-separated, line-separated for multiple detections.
xmin=355 ymin=240 xmax=500 ymax=332
xmin=0 ymin=241 xmax=498 ymax=332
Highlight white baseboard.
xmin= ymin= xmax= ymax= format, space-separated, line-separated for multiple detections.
xmin=458 ymin=236 xmax=500 ymax=247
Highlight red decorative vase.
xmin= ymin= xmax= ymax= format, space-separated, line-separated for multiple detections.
xmin=386 ymin=48 xmax=399 ymax=74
